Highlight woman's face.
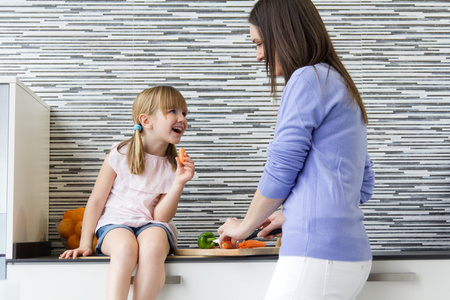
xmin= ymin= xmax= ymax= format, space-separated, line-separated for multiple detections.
xmin=250 ymin=24 xmax=283 ymax=76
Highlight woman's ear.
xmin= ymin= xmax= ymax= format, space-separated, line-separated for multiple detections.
xmin=139 ymin=113 xmax=153 ymax=129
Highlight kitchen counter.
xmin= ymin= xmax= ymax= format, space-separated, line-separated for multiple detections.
xmin=7 ymin=250 xmax=450 ymax=264
xmin=7 ymin=249 xmax=450 ymax=300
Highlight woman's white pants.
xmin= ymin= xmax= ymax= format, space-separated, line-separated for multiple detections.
xmin=264 ymin=256 xmax=372 ymax=300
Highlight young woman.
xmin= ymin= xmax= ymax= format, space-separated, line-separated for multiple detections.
xmin=61 ymin=86 xmax=195 ymax=300
xmin=218 ymin=0 xmax=375 ymax=299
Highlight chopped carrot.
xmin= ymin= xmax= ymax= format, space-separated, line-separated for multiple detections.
xmin=220 ymin=241 xmax=236 ymax=249
xmin=238 ymin=240 xmax=266 ymax=249
xmin=179 ymin=148 xmax=186 ymax=164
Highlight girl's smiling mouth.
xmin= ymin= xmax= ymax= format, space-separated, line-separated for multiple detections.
xmin=172 ymin=126 xmax=184 ymax=134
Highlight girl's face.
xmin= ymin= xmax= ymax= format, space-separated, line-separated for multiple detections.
xmin=146 ymin=107 xmax=188 ymax=146
xmin=250 ymin=24 xmax=283 ymax=76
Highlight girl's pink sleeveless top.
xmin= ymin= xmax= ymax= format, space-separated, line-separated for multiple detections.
xmin=96 ymin=144 xmax=178 ymax=246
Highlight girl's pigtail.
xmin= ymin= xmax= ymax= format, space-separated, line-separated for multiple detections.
xmin=167 ymin=144 xmax=178 ymax=171
xmin=128 ymin=126 xmax=146 ymax=175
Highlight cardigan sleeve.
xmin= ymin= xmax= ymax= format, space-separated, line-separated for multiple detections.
xmin=258 ymin=70 xmax=327 ymax=199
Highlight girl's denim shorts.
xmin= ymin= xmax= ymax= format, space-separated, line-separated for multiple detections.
xmin=95 ymin=223 xmax=175 ymax=256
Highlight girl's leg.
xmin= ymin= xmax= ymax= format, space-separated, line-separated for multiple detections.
xmin=101 ymin=228 xmax=139 ymax=300
xmin=132 ymin=227 xmax=170 ymax=300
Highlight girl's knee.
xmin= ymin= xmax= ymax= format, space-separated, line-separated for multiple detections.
xmin=111 ymin=241 xmax=139 ymax=262
xmin=145 ymin=242 xmax=168 ymax=256
xmin=138 ymin=228 xmax=170 ymax=258
xmin=139 ymin=240 xmax=169 ymax=262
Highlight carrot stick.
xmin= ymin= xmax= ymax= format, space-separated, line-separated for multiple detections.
xmin=238 ymin=240 xmax=266 ymax=249
xmin=220 ymin=241 xmax=236 ymax=249
xmin=179 ymin=148 xmax=186 ymax=164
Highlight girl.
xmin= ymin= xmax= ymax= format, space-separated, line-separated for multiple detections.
xmin=218 ymin=0 xmax=375 ymax=299
xmin=60 ymin=86 xmax=195 ymax=300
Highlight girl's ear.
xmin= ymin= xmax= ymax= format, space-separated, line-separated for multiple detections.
xmin=139 ymin=113 xmax=153 ymax=129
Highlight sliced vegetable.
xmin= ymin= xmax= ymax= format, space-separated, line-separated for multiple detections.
xmin=220 ymin=240 xmax=236 ymax=249
xmin=198 ymin=232 xmax=218 ymax=249
xmin=238 ymin=240 xmax=266 ymax=249
xmin=179 ymin=147 xmax=186 ymax=164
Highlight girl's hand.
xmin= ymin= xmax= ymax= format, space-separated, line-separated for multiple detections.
xmin=175 ymin=153 xmax=195 ymax=184
xmin=60 ymin=247 xmax=93 ymax=259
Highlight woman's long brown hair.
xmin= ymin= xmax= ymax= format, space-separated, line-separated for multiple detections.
xmin=117 ymin=86 xmax=187 ymax=175
xmin=249 ymin=0 xmax=368 ymax=124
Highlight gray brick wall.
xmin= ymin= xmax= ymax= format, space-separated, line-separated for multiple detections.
xmin=0 ymin=0 xmax=449 ymax=253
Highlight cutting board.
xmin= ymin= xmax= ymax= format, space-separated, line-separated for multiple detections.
xmin=173 ymin=247 xmax=279 ymax=257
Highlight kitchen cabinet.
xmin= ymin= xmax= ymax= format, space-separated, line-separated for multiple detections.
xmin=6 ymin=257 xmax=276 ymax=300
xmin=6 ymin=255 xmax=450 ymax=300
xmin=0 ymin=77 xmax=50 ymax=260
xmin=358 ymin=258 xmax=450 ymax=300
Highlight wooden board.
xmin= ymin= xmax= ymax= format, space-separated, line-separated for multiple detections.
xmin=173 ymin=247 xmax=279 ymax=257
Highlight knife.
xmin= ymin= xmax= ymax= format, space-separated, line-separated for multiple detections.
xmin=213 ymin=228 xmax=282 ymax=244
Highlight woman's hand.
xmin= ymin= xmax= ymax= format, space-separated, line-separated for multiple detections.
xmin=60 ymin=246 xmax=93 ymax=259
xmin=257 ymin=210 xmax=284 ymax=239
xmin=217 ymin=217 xmax=253 ymax=248
xmin=217 ymin=189 xmax=285 ymax=248
xmin=175 ymin=153 xmax=195 ymax=185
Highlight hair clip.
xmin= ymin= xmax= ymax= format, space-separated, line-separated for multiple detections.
xmin=134 ymin=124 xmax=142 ymax=132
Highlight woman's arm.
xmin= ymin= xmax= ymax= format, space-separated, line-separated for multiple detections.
xmin=60 ymin=155 xmax=116 ymax=259
xmin=360 ymin=152 xmax=375 ymax=204
xmin=218 ymin=189 xmax=284 ymax=246
xmin=153 ymin=154 xmax=195 ymax=223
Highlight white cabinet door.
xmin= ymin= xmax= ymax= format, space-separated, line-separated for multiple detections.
xmin=357 ymin=259 xmax=450 ymax=300
xmin=158 ymin=260 xmax=276 ymax=299
xmin=7 ymin=262 xmax=110 ymax=300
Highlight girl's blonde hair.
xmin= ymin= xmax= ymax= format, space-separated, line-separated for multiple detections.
xmin=117 ymin=86 xmax=187 ymax=175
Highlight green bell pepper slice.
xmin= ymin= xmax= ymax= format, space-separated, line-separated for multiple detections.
xmin=198 ymin=232 xmax=218 ymax=249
